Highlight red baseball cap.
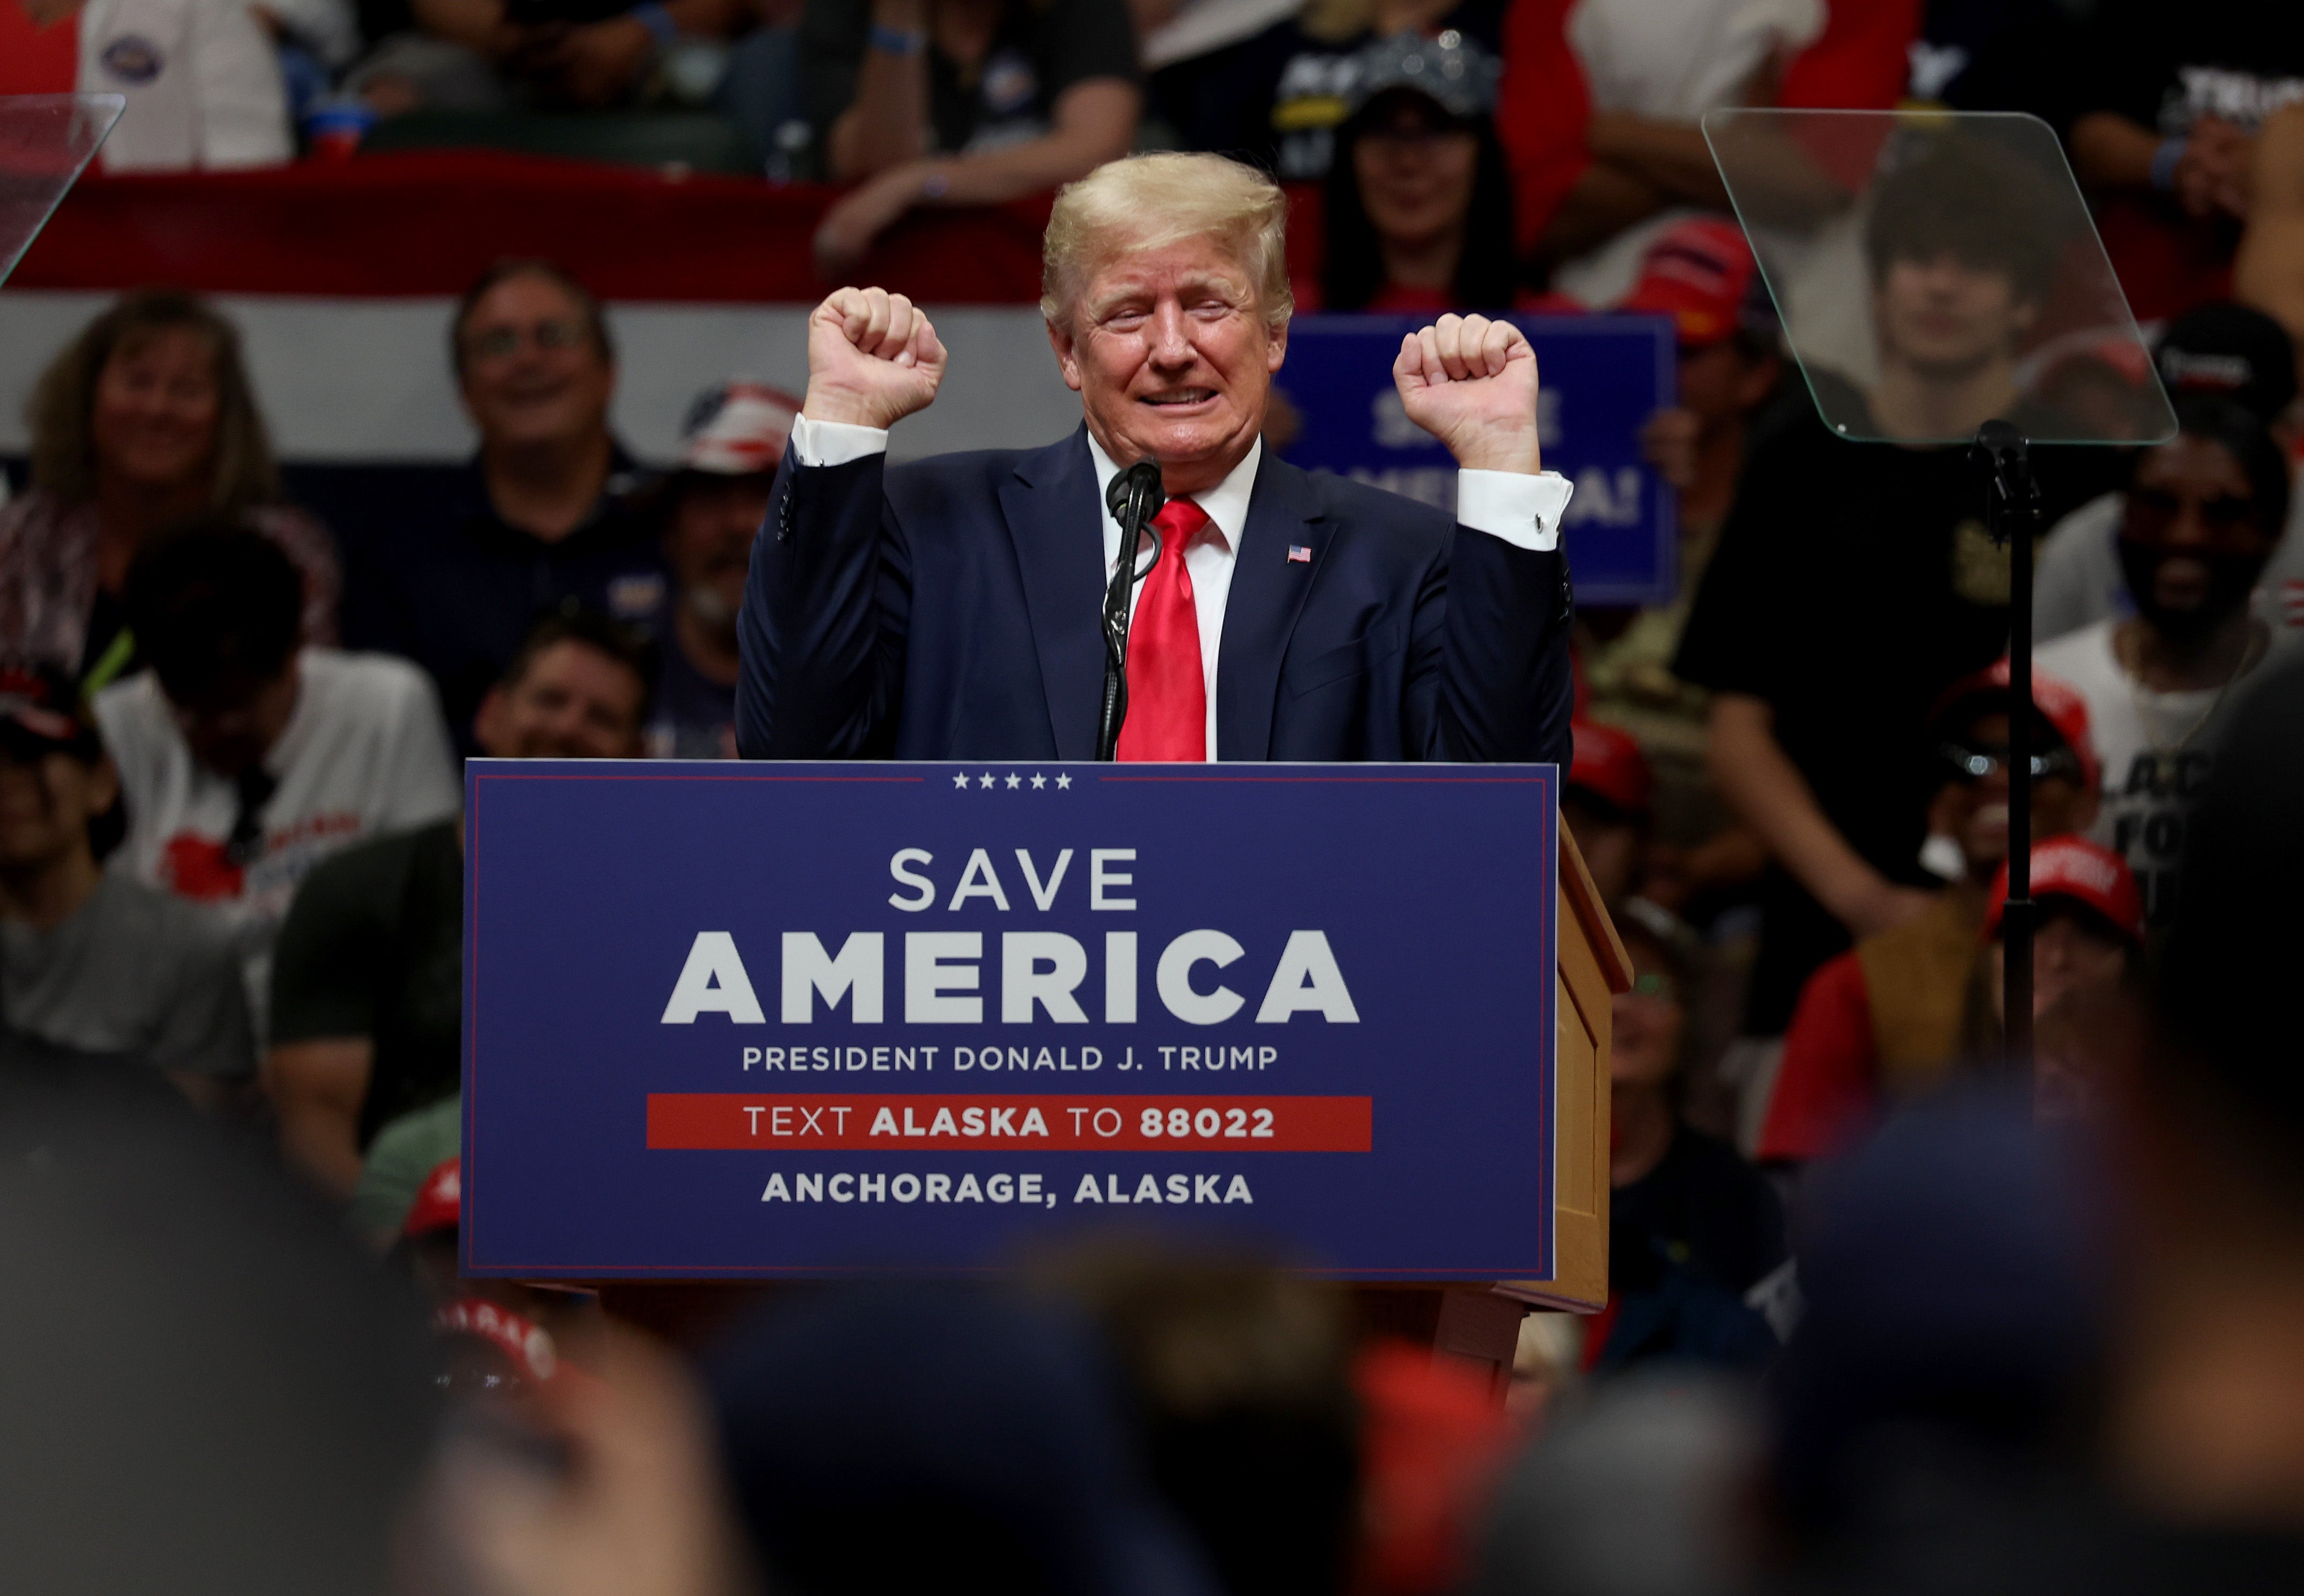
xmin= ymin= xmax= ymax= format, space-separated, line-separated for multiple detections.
xmin=1617 ymin=218 xmax=1764 ymax=348
xmin=402 ymin=1157 xmax=461 ymax=1240
xmin=1567 ymin=720 xmax=1653 ymax=818
xmin=1984 ymin=837 xmax=2144 ymax=944
xmin=432 ymin=1296 xmax=563 ymax=1384
xmin=1928 ymin=659 xmax=2100 ymax=794
xmin=0 ymin=662 xmax=101 ymax=757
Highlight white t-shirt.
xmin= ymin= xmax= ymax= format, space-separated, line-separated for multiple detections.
xmin=2036 ymin=619 xmax=2270 ymax=931
xmin=80 ymin=0 xmax=293 ymax=173
xmin=1552 ymin=0 xmax=1826 ymax=307
xmin=94 ymin=649 xmax=462 ymax=1021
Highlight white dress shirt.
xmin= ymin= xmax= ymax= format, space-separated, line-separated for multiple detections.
xmin=788 ymin=414 xmax=1574 ymax=759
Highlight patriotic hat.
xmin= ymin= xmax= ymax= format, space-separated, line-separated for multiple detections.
xmin=1567 ymin=720 xmax=1653 ymax=818
xmin=402 ymin=1157 xmax=462 ymax=1240
xmin=678 ymin=380 xmax=801 ymax=475
xmin=1927 ymin=658 xmax=2100 ymax=795
xmin=1984 ymin=837 xmax=2144 ymax=944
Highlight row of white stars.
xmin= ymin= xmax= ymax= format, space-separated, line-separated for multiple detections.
xmin=954 ymin=770 xmax=1073 ymax=790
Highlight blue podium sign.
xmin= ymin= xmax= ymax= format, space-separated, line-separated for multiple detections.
xmin=1276 ymin=314 xmax=1679 ymax=605
xmin=462 ymin=760 xmax=1558 ymax=1279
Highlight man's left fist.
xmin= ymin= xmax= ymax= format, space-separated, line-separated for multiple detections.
xmin=1393 ymin=314 xmax=1542 ymax=475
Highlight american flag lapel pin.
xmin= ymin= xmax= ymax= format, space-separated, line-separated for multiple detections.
xmin=1286 ymin=544 xmax=1312 ymax=564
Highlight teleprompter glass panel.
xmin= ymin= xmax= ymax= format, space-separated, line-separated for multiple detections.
xmin=1702 ymin=108 xmax=2175 ymax=447
xmin=0 ymin=94 xmax=124 ymax=289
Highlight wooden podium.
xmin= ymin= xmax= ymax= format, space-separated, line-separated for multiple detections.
xmin=1351 ymin=825 xmax=1630 ymax=1391
xmin=1506 ymin=823 xmax=1632 ymax=1309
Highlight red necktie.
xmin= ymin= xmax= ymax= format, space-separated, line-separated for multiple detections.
xmin=1116 ymin=498 xmax=1210 ymax=762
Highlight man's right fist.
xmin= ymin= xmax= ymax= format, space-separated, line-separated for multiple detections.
xmin=802 ymin=287 xmax=947 ymax=431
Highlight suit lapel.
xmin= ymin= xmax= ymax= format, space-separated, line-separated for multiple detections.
xmin=1000 ymin=428 xmax=1107 ymax=760
xmin=1217 ymin=454 xmax=1328 ymax=760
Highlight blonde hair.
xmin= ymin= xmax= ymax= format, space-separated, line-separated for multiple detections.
xmin=1040 ymin=153 xmax=1295 ymax=331
xmin=26 ymin=289 xmax=278 ymax=511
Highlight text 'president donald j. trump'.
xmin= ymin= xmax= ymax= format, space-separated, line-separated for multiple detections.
xmin=737 ymin=152 xmax=1575 ymax=767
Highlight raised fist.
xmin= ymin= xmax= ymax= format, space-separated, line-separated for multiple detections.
xmin=802 ymin=287 xmax=948 ymax=432
xmin=1393 ymin=313 xmax=1542 ymax=475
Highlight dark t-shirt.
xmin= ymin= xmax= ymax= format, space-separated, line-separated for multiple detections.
xmin=2069 ymin=0 xmax=2304 ymax=138
xmin=1612 ymin=1127 xmax=1786 ymax=1299
xmin=333 ymin=452 xmax=667 ymax=756
xmin=1672 ymin=412 xmax=2115 ymax=1033
xmin=1151 ymin=3 xmax=1504 ymax=179
xmin=647 ymin=638 xmax=737 ymax=759
xmin=270 ymin=820 xmax=462 ymax=1150
xmin=2051 ymin=1 xmax=2304 ymax=317
xmin=803 ymin=0 xmax=1140 ymax=162
xmin=1601 ymin=1127 xmax=1786 ymax=1370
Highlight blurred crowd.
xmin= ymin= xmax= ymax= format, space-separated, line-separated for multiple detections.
xmin=6 ymin=0 xmax=2304 ymax=1591
xmin=10 ymin=658 xmax=2304 ymax=1596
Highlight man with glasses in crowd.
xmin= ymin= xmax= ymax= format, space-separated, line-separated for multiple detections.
xmin=339 ymin=259 xmax=669 ymax=753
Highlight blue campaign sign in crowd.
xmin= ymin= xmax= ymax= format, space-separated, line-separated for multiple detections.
xmin=1276 ymin=316 xmax=1680 ymax=605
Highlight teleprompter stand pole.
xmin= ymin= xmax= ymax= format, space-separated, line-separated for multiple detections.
xmin=1976 ymin=421 xmax=2042 ymax=1062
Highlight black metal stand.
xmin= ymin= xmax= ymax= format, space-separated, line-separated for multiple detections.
xmin=1975 ymin=420 xmax=2042 ymax=1062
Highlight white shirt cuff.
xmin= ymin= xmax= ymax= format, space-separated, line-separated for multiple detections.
xmin=789 ymin=414 xmax=890 ymax=467
xmin=1456 ymin=469 xmax=1571 ymax=552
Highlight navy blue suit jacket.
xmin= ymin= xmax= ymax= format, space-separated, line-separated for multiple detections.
xmin=736 ymin=428 xmax=1573 ymax=764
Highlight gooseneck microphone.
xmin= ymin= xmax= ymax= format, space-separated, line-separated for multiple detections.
xmin=1097 ymin=460 xmax=1166 ymax=761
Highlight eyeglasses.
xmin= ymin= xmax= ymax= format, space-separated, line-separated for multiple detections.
xmin=462 ymin=319 xmax=589 ymax=363
xmin=1939 ymin=741 xmax=2083 ymax=783
xmin=2125 ymin=486 xmax=2263 ymax=537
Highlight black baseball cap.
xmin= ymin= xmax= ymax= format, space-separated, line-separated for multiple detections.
xmin=2155 ymin=303 xmax=2299 ymax=425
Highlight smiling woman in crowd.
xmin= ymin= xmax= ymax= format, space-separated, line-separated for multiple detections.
xmin=0 ymin=291 xmax=338 ymax=695
xmin=1314 ymin=31 xmax=1522 ymax=314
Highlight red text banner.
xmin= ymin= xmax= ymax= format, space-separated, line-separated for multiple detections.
xmin=646 ymin=1094 xmax=1373 ymax=1152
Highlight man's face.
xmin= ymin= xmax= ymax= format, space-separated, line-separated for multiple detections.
xmin=1048 ymin=235 xmax=1287 ymax=495
xmin=168 ymin=665 xmax=300 ymax=780
xmin=665 ymin=474 xmax=770 ymax=641
xmin=475 ymin=640 xmax=646 ymax=759
xmin=2120 ymin=436 xmax=2277 ymax=636
xmin=457 ymin=274 xmax=616 ymax=456
xmin=1561 ymin=792 xmax=1643 ymax=903
xmin=1676 ymin=338 xmax=1778 ymax=432
xmin=1873 ymin=251 xmax=2037 ymax=378
xmin=91 ymin=327 xmax=221 ymax=493
xmin=0 ymin=745 xmax=114 ymax=872
xmin=1991 ymin=906 xmax=2131 ymax=1024
xmin=1928 ymin=711 xmax=2098 ymax=874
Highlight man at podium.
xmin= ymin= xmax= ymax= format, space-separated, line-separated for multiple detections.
xmin=736 ymin=152 xmax=1576 ymax=766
